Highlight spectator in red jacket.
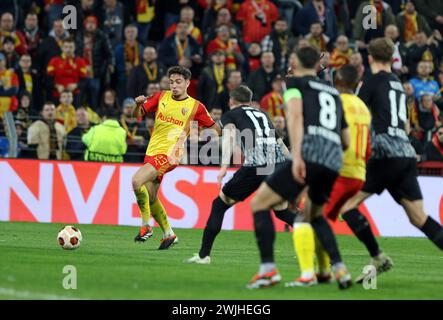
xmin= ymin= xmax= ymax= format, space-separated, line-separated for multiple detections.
xmin=206 ymin=25 xmax=244 ymax=70
xmin=236 ymin=0 xmax=279 ymax=44
xmin=0 ymin=12 xmax=28 ymax=55
xmin=46 ymin=39 xmax=88 ymax=106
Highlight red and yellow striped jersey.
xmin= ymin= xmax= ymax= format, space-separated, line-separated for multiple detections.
xmin=143 ymin=91 xmax=215 ymax=160
xmin=339 ymin=93 xmax=372 ymax=181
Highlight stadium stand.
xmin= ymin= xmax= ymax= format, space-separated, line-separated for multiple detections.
xmin=0 ymin=0 xmax=441 ymax=173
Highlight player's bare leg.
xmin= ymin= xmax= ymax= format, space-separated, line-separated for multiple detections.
xmin=132 ymin=163 xmax=158 ymax=242
xmin=340 ymin=191 xmax=393 ymax=283
xmin=247 ymin=183 xmax=284 ymax=289
xmin=401 ymin=198 xmax=443 ymax=250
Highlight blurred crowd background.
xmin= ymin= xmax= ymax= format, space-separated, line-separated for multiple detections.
xmin=0 ymin=0 xmax=442 ymax=164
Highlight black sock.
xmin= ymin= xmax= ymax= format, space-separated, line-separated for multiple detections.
xmin=199 ymin=197 xmax=231 ymax=258
xmin=342 ymin=208 xmax=380 ymax=257
xmin=311 ymin=216 xmax=342 ymax=265
xmin=420 ymin=216 xmax=443 ymax=250
xmin=253 ymin=210 xmax=275 ymax=263
xmin=273 ymin=208 xmax=297 ymax=226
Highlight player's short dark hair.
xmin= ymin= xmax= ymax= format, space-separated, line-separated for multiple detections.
xmin=230 ymin=85 xmax=253 ymax=103
xmin=167 ymin=66 xmax=192 ymax=80
xmin=295 ymin=46 xmax=321 ymax=69
xmin=336 ymin=64 xmax=360 ymax=90
xmin=368 ymin=37 xmax=394 ymax=63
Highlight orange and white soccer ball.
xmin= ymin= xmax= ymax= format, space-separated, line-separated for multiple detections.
xmin=57 ymin=226 xmax=82 ymax=250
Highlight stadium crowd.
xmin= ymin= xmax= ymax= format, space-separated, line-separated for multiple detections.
xmin=0 ymin=0 xmax=442 ymax=163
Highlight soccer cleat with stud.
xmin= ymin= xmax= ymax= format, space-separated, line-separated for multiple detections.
xmin=185 ymin=254 xmax=211 ymax=264
xmin=356 ymin=252 xmax=393 ymax=284
xmin=158 ymin=234 xmax=178 ymax=250
xmin=134 ymin=225 xmax=153 ymax=242
xmin=246 ymin=270 xmax=281 ymax=289
xmin=285 ymin=277 xmax=318 ymax=287
xmin=316 ymin=272 xmax=333 ymax=284
xmin=332 ymin=264 xmax=352 ymax=290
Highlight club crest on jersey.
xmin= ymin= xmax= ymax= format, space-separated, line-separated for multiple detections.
xmin=181 ymin=108 xmax=188 ymax=116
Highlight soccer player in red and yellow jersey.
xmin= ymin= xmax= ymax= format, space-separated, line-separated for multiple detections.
xmin=289 ymin=64 xmax=371 ymax=287
xmin=132 ymin=66 xmax=221 ymax=249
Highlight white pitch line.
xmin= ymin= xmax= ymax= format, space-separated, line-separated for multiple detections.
xmin=0 ymin=287 xmax=79 ymax=300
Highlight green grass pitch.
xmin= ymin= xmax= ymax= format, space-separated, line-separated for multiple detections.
xmin=1 ymin=221 xmax=442 ymax=300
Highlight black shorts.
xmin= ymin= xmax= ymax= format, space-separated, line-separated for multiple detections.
xmin=266 ymin=160 xmax=338 ymax=205
xmin=222 ymin=165 xmax=271 ymax=202
xmin=362 ymin=157 xmax=423 ymax=203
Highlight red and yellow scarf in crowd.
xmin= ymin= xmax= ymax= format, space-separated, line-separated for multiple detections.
xmin=120 ymin=115 xmax=139 ymax=140
xmin=0 ymin=69 xmax=19 ymax=114
xmin=213 ymin=64 xmax=225 ymax=93
xmin=370 ymin=0 xmax=384 ymax=27
xmin=143 ymin=62 xmax=158 ymax=82
xmin=308 ymin=35 xmax=328 ymax=52
xmin=175 ymin=36 xmax=188 ymax=60
xmin=214 ymin=37 xmax=236 ymax=69
xmin=404 ymin=11 xmax=418 ymax=42
xmin=124 ymin=41 xmax=140 ymax=74
xmin=263 ymin=92 xmax=285 ymax=119
xmin=188 ymin=23 xmax=202 ymax=45
xmin=136 ymin=0 xmax=155 ymax=23
xmin=329 ymin=47 xmax=353 ymax=69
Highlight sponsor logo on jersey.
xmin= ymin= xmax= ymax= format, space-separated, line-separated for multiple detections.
xmin=158 ymin=112 xmax=184 ymax=126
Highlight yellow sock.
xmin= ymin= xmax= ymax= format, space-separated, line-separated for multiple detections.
xmin=150 ymin=198 xmax=173 ymax=237
xmin=134 ymin=185 xmax=151 ymax=226
xmin=315 ymin=234 xmax=331 ymax=275
xmin=293 ymin=222 xmax=315 ymax=279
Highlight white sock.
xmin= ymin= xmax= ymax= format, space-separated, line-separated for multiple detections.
xmin=301 ymin=271 xmax=315 ymax=279
xmin=163 ymin=229 xmax=174 ymax=238
xmin=259 ymin=262 xmax=276 ymax=275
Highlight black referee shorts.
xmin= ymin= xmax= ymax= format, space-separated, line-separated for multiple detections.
xmin=362 ymin=157 xmax=423 ymax=203
xmin=266 ymin=160 xmax=338 ymax=205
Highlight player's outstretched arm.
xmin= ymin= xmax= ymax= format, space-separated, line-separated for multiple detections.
xmin=277 ymin=137 xmax=290 ymax=158
xmin=133 ymin=95 xmax=146 ymax=118
xmin=284 ymin=89 xmax=304 ymax=158
xmin=208 ymin=123 xmax=222 ymax=136
xmin=221 ymin=123 xmax=236 ymax=167
xmin=284 ymin=88 xmax=305 ymax=183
